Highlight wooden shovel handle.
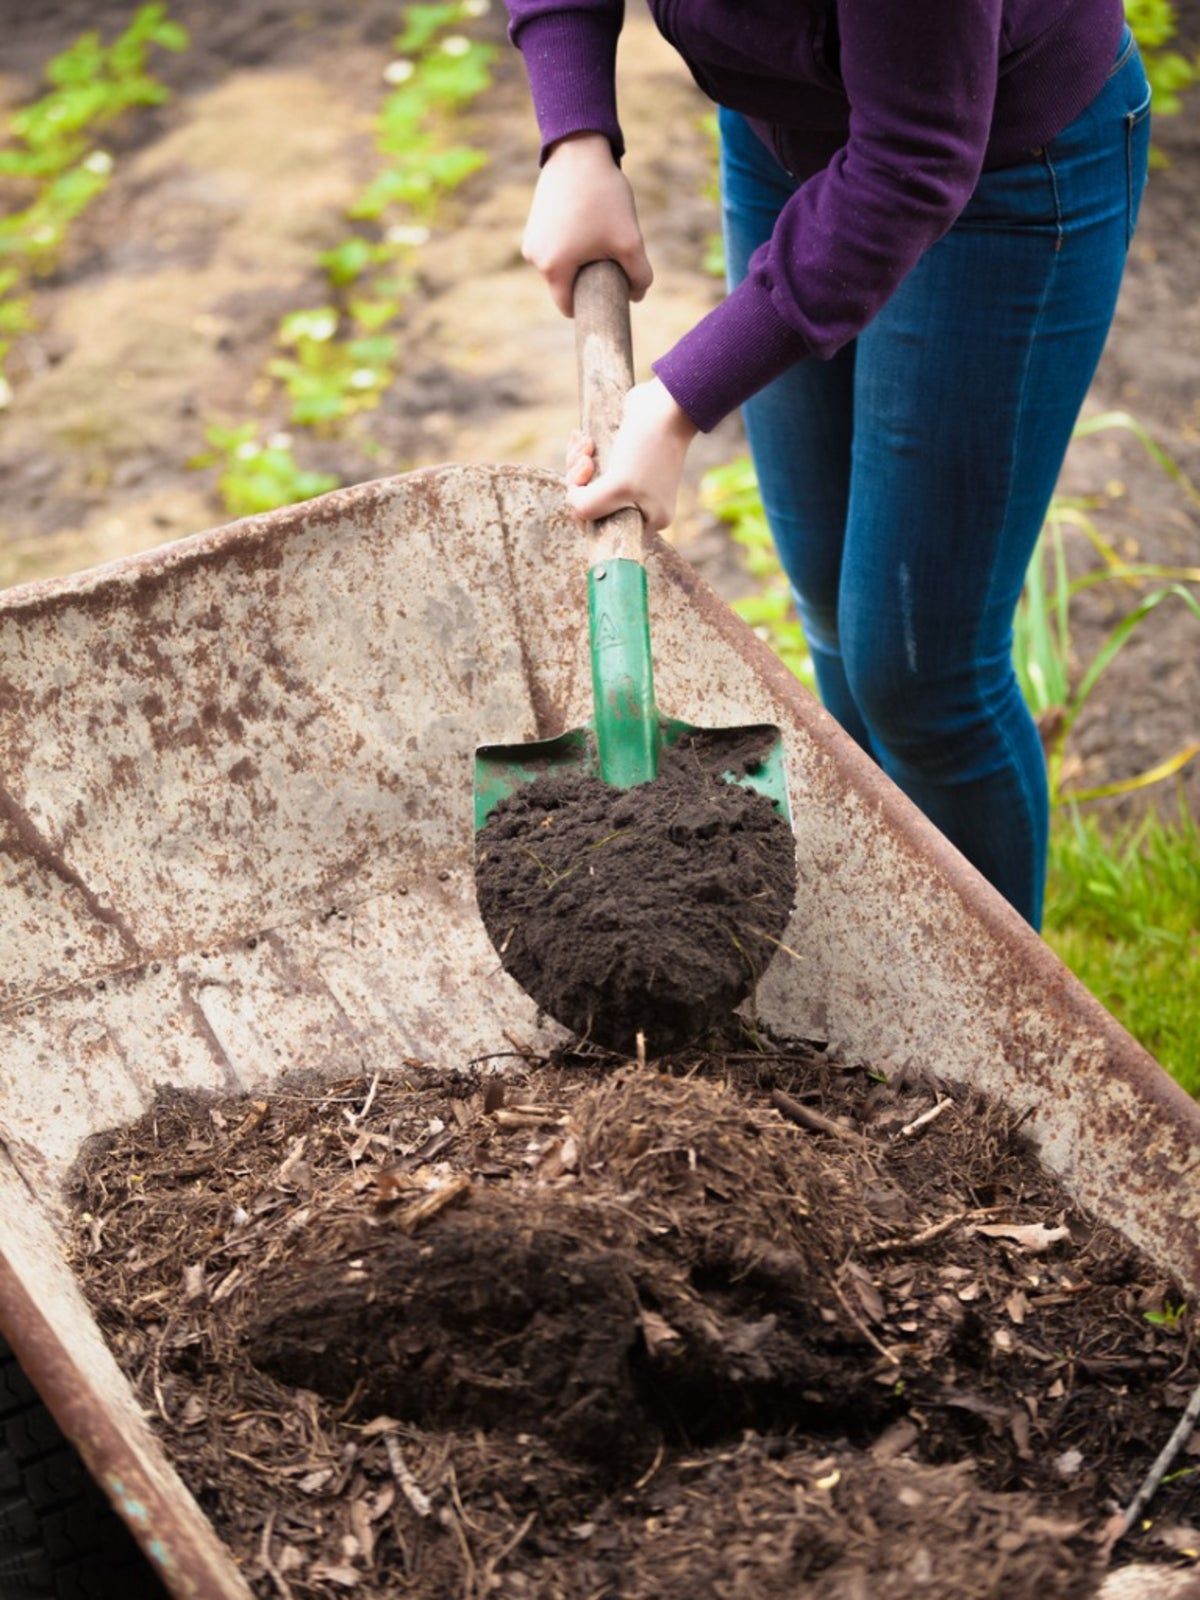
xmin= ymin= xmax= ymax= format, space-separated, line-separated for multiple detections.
xmin=573 ymin=260 xmax=645 ymax=566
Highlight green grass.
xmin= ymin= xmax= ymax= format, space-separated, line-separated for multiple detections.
xmin=1044 ymin=801 xmax=1200 ymax=1092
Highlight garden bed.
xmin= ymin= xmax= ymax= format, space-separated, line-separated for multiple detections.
xmin=70 ymin=1036 xmax=1200 ymax=1597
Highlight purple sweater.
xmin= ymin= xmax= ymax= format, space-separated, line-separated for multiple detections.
xmin=504 ymin=0 xmax=1125 ymax=430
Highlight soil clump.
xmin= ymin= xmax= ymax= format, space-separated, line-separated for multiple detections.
xmin=70 ymin=1039 xmax=1200 ymax=1598
xmin=475 ymin=732 xmax=796 ymax=1050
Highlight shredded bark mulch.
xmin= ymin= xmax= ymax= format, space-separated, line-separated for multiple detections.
xmin=475 ymin=731 xmax=796 ymax=1050
xmin=69 ymin=1038 xmax=1200 ymax=1598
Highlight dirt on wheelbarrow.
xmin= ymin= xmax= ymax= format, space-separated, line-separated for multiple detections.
xmin=475 ymin=730 xmax=796 ymax=1051
xmin=70 ymin=1037 xmax=1200 ymax=1598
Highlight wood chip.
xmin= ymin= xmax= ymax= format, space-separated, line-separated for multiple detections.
xmin=898 ymin=1098 xmax=952 ymax=1138
xmin=771 ymin=1088 xmax=863 ymax=1143
xmin=394 ymin=1172 xmax=471 ymax=1234
xmin=974 ymin=1222 xmax=1070 ymax=1253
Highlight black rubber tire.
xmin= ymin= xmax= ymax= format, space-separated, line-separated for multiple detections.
xmin=0 ymin=1336 xmax=168 ymax=1599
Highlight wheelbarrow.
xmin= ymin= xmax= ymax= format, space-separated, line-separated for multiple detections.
xmin=0 ymin=467 xmax=1198 ymax=1600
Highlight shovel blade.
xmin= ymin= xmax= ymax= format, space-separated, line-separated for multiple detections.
xmin=473 ymin=718 xmax=791 ymax=831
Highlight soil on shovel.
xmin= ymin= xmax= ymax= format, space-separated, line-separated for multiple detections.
xmin=69 ymin=1037 xmax=1200 ymax=1598
xmin=475 ymin=731 xmax=796 ymax=1050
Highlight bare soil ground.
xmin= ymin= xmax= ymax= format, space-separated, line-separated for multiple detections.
xmin=1 ymin=1 xmax=1196 ymax=808
xmin=70 ymin=1039 xmax=1200 ymax=1598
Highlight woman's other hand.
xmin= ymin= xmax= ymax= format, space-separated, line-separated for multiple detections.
xmin=523 ymin=132 xmax=654 ymax=316
xmin=564 ymin=379 xmax=697 ymax=534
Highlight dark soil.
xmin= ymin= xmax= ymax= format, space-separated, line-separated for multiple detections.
xmin=475 ymin=733 xmax=796 ymax=1051
xmin=70 ymin=1039 xmax=1200 ymax=1598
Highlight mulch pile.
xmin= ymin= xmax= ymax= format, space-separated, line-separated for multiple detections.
xmin=69 ymin=1037 xmax=1200 ymax=1598
xmin=475 ymin=731 xmax=796 ymax=1050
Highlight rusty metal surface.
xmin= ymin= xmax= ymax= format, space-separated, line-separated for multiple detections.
xmin=0 ymin=464 xmax=1198 ymax=1596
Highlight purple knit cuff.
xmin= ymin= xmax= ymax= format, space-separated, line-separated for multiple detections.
xmin=510 ymin=10 xmax=624 ymax=165
xmin=652 ymin=277 xmax=811 ymax=433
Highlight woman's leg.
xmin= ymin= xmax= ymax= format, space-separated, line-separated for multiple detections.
xmin=718 ymin=107 xmax=872 ymax=752
xmin=838 ymin=42 xmax=1151 ymax=927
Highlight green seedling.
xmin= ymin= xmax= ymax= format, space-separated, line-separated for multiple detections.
xmin=0 ymin=4 xmax=187 ymax=404
xmin=196 ymin=0 xmax=494 ymax=504
xmin=395 ymin=3 xmax=469 ymax=54
xmin=191 ymin=426 xmax=339 ymax=518
xmin=1125 ymin=0 xmax=1199 ymax=120
xmin=1144 ymin=1299 xmax=1189 ymax=1331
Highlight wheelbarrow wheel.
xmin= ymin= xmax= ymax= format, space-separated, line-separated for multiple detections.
xmin=0 ymin=1337 xmax=167 ymax=1598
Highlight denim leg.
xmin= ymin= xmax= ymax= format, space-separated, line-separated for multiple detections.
xmin=839 ymin=48 xmax=1150 ymax=927
xmin=718 ymin=106 xmax=873 ymax=752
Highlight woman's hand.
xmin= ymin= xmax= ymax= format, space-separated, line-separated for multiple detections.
xmin=564 ymin=379 xmax=698 ymax=534
xmin=523 ymin=132 xmax=653 ymax=316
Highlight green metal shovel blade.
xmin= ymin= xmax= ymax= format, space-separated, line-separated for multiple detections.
xmin=474 ymin=714 xmax=791 ymax=832
xmin=475 ymin=557 xmax=791 ymax=828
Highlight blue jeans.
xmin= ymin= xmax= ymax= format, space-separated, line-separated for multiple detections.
xmin=720 ymin=31 xmax=1151 ymax=928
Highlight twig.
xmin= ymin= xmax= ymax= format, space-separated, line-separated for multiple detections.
xmin=441 ymin=1499 xmax=478 ymax=1600
xmin=355 ymin=1072 xmax=381 ymax=1126
xmin=636 ymin=1030 xmax=647 ymax=1071
xmin=259 ymin=1510 xmax=296 ymax=1600
xmin=1106 ymin=1375 xmax=1200 ymax=1548
xmin=863 ymin=1206 xmax=1004 ymax=1257
xmin=490 ymin=1108 xmax=564 ymax=1130
xmin=479 ymin=1510 xmax=537 ymax=1590
xmin=899 ymin=1097 xmax=952 ymax=1138
xmin=771 ymin=1088 xmax=864 ymax=1145
xmin=395 ymin=1172 xmax=472 ymax=1234
xmin=633 ymin=1437 xmax=666 ymax=1490
xmin=385 ymin=1434 xmax=433 ymax=1518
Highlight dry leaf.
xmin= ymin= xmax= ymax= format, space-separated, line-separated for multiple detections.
xmin=845 ymin=1262 xmax=886 ymax=1323
xmin=309 ymin=1563 xmax=360 ymax=1588
xmin=975 ymin=1222 xmax=1070 ymax=1253
xmin=1005 ymin=1289 xmax=1029 ymax=1325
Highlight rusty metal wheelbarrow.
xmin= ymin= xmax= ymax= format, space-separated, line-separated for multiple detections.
xmin=0 ymin=468 xmax=1198 ymax=1599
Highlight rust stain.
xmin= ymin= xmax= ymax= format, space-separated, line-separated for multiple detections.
xmin=0 ymin=783 xmax=139 ymax=957
xmin=492 ymin=481 xmax=565 ymax=740
xmin=176 ymin=980 xmax=243 ymax=1094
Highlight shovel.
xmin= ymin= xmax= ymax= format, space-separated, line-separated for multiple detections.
xmin=474 ymin=259 xmax=791 ymax=828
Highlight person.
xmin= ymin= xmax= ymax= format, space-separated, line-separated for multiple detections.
xmin=501 ymin=0 xmax=1152 ymax=930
